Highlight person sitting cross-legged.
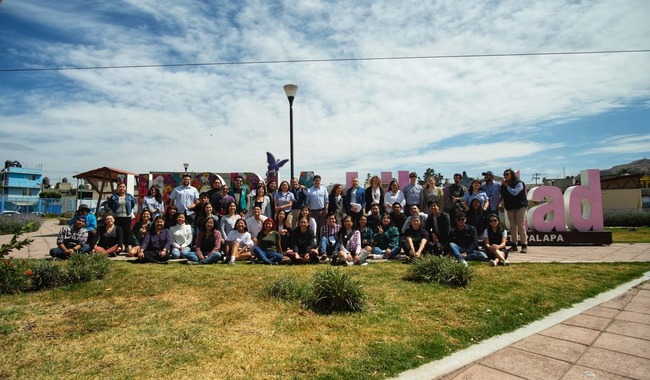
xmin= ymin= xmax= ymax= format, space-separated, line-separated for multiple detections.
xmin=288 ymin=216 xmax=319 ymax=264
xmin=50 ymin=215 xmax=91 ymax=259
xmin=319 ymin=213 xmax=341 ymax=261
xmin=447 ymin=212 xmax=487 ymax=266
xmin=370 ymin=213 xmax=401 ymax=260
xmin=253 ymin=219 xmax=284 ymax=265
xmin=400 ymin=215 xmax=435 ymax=262
xmin=186 ymin=218 xmax=224 ymax=265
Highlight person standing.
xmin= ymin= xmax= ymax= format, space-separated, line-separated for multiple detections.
xmin=289 ymin=177 xmax=307 ymax=228
xmin=229 ymin=175 xmax=248 ymax=217
xmin=364 ymin=176 xmax=384 ymax=214
xmin=403 ymin=172 xmax=423 ymax=214
xmin=141 ymin=185 xmax=164 ymax=219
xmin=480 ymin=171 xmax=501 ymax=214
xmin=308 ymin=175 xmax=329 ymax=232
xmin=344 ymin=177 xmax=365 ymax=227
xmin=445 ymin=173 xmax=467 ymax=222
xmin=169 ymin=173 xmax=200 ymax=225
xmin=500 ymin=169 xmax=529 ymax=253
xmin=106 ymin=183 xmax=137 ymax=250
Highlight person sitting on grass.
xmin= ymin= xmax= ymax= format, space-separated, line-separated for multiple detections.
xmin=253 ymin=219 xmax=284 ymax=265
xmin=319 ymin=213 xmax=341 ymax=261
xmin=288 ymin=216 xmax=319 ymax=264
xmin=224 ymin=219 xmax=254 ymax=265
xmin=335 ymin=216 xmax=362 ymax=266
xmin=447 ymin=212 xmax=487 ymax=267
xmin=358 ymin=215 xmax=374 ymax=253
xmin=400 ymin=215 xmax=434 ymax=262
xmin=93 ymin=213 xmax=123 ymax=257
xmin=69 ymin=204 xmax=98 ymax=248
xmin=390 ymin=202 xmax=407 ymax=234
xmin=129 ymin=209 xmax=152 ymax=257
xmin=186 ymin=218 xmax=224 ymax=265
xmin=483 ymin=214 xmax=510 ymax=267
xmin=169 ymin=213 xmax=194 ymax=259
xmin=370 ymin=213 xmax=401 ymax=260
xmin=50 ymin=215 xmax=90 ymax=259
xmin=138 ymin=215 xmax=173 ymax=264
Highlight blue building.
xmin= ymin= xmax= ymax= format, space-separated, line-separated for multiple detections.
xmin=0 ymin=160 xmax=43 ymax=213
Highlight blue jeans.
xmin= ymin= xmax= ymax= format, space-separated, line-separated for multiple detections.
xmin=185 ymin=251 xmax=223 ymax=264
xmin=253 ymin=247 xmax=283 ymax=264
xmin=372 ymin=246 xmax=401 ymax=259
xmin=49 ymin=245 xmax=91 ymax=259
xmin=319 ymin=237 xmax=339 ymax=256
xmin=171 ymin=246 xmax=192 ymax=259
xmin=448 ymin=243 xmax=487 ymax=262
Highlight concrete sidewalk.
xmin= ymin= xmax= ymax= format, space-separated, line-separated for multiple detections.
xmin=3 ymin=219 xmax=650 ymax=380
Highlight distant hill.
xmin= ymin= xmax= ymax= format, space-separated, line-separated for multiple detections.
xmin=602 ymin=158 xmax=650 ymax=177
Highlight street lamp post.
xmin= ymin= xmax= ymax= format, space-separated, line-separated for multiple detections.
xmin=283 ymin=84 xmax=298 ymax=180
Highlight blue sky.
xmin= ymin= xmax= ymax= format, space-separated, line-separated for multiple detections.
xmin=1 ymin=0 xmax=649 ymax=187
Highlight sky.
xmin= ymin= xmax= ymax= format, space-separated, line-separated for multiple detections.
xmin=1 ymin=0 xmax=649 ymax=188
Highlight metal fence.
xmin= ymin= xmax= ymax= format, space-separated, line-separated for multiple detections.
xmin=0 ymin=197 xmax=79 ymax=215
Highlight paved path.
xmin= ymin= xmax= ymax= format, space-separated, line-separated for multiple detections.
xmin=3 ymin=219 xmax=650 ymax=379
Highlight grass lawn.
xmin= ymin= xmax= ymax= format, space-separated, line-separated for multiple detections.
xmin=1 ymin=261 xmax=649 ymax=379
xmin=609 ymin=226 xmax=650 ymax=243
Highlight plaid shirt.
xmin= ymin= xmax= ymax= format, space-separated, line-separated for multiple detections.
xmin=320 ymin=223 xmax=340 ymax=240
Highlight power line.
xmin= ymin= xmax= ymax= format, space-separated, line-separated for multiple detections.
xmin=1 ymin=49 xmax=648 ymax=73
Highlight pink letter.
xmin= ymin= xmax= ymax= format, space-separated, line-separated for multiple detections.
xmin=564 ymin=169 xmax=604 ymax=232
xmin=527 ymin=186 xmax=567 ymax=232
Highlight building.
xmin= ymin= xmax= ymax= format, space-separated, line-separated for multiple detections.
xmin=0 ymin=160 xmax=43 ymax=213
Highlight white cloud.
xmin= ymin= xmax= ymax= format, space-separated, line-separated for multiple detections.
xmin=0 ymin=0 xmax=649 ymax=185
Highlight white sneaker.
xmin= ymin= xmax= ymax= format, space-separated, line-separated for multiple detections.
xmin=489 ymin=260 xmax=497 ymax=267
xmin=360 ymin=262 xmax=368 ymax=266
xmin=346 ymin=261 xmax=354 ymax=266
xmin=462 ymin=260 xmax=468 ymax=267
xmin=503 ymin=260 xmax=510 ymax=266
xmin=373 ymin=254 xmax=383 ymax=260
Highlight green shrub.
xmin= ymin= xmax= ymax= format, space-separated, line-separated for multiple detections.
xmin=265 ymin=274 xmax=308 ymax=301
xmin=0 ymin=215 xmax=41 ymax=235
xmin=404 ymin=255 xmax=475 ymax=287
xmin=603 ymin=209 xmax=650 ymax=227
xmin=0 ymin=259 xmax=31 ymax=294
xmin=66 ymin=253 xmax=111 ymax=283
xmin=303 ymin=267 xmax=365 ymax=314
xmin=30 ymin=260 xmax=68 ymax=290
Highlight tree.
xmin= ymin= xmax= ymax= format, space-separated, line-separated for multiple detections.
xmin=419 ymin=168 xmax=444 ymax=187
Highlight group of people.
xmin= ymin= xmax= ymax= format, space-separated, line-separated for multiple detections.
xmin=51 ymin=169 xmax=529 ymax=267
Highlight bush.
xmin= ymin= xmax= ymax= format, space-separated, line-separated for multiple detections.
xmin=404 ymin=255 xmax=475 ymax=287
xmin=303 ymin=267 xmax=365 ymax=314
xmin=30 ymin=260 xmax=68 ymax=290
xmin=265 ymin=274 xmax=308 ymax=301
xmin=66 ymin=253 xmax=111 ymax=283
xmin=0 ymin=215 xmax=42 ymax=235
xmin=0 ymin=259 xmax=31 ymax=294
xmin=603 ymin=209 xmax=650 ymax=227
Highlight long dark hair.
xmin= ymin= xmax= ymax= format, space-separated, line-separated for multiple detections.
xmin=503 ymin=169 xmax=518 ymax=187
xmin=149 ymin=185 xmax=163 ymax=203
